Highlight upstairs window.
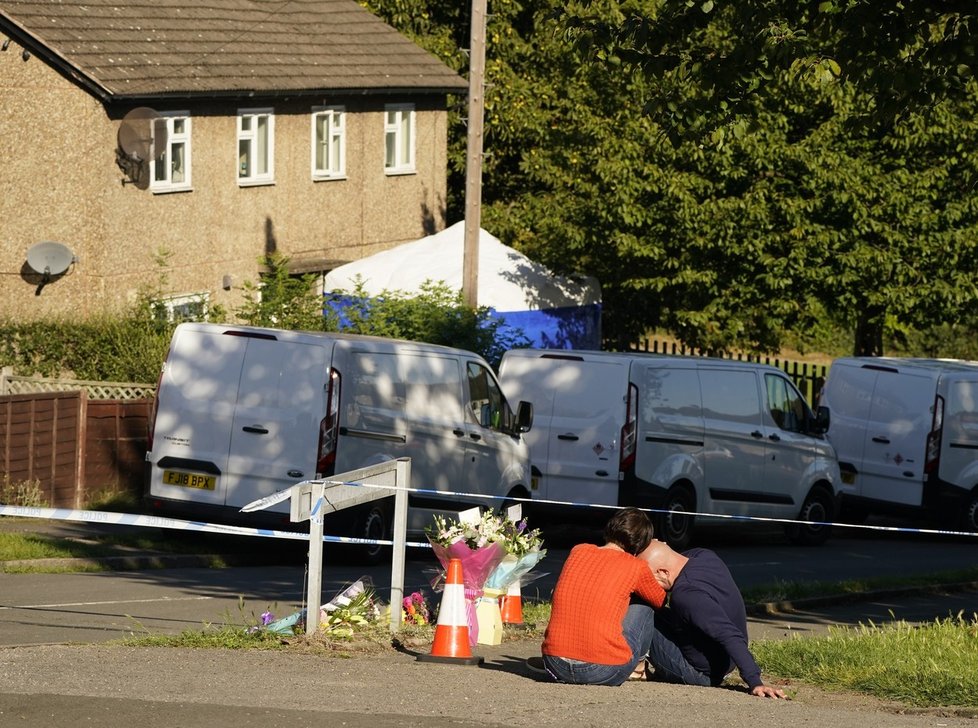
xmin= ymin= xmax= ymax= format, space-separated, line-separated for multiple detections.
xmin=150 ymin=112 xmax=192 ymax=193
xmin=384 ymin=104 xmax=415 ymax=175
xmin=312 ymin=106 xmax=346 ymax=180
xmin=238 ymin=108 xmax=275 ymax=185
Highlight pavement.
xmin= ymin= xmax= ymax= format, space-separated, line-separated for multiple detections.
xmin=2 ymin=515 xmax=978 ymax=727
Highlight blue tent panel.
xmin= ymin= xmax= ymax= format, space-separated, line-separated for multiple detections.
xmin=488 ymin=304 xmax=602 ymax=350
xmin=324 ymin=295 xmax=601 ymax=350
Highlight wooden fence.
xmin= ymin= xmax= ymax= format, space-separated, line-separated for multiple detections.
xmin=0 ymin=390 xmax=151 ymax=508
xmin=628 ymin=338 xmax=828 ymax=405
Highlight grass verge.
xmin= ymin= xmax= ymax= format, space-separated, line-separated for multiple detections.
xmin=752 ymin=613 xmax=978 ymax=708
xmin=0 ymin=529 xmax=257 ymax=572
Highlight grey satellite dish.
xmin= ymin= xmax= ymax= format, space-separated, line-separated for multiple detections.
xmin=26 ymin=241 xmax=75 ymax=277
xmin=118 ymin=106 xmax=168 ymax=162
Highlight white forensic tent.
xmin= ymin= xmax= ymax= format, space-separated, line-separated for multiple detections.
xmin=323 ymin=221 xmax=602 ymax=349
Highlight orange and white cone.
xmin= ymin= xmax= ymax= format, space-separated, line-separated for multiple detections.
xmin=499 ymin=581 xmax=523 ymax=625
xmin=417 ymin=558 xmax=483 ymax=665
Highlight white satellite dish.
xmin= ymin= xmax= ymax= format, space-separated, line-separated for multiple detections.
xmin=26 ymin=241 xmax=75 ymax=276
xmin=117 ymin=106 xmax=168 ymax=162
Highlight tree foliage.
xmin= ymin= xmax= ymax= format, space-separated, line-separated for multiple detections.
xmin=364 ymin=0 xmax=978 ymax=356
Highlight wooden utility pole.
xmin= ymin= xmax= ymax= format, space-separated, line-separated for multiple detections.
xmin=461 ymin=0 xmax=487 ymax=308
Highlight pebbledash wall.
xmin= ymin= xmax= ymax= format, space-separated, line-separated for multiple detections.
xmin=0 ymin=32 xmax=454 ymax=322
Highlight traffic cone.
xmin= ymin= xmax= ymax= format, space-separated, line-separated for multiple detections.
xmin=499 ymin=581 xmax=523 ymax=624
xmin=417 ymin=558 xmax=483 ymax=665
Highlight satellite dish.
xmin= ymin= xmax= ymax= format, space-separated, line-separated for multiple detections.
xmin=26 ymin=241 xmax=75 ymax=277
xmin=117 ymin=106 xmax=168 ymax=162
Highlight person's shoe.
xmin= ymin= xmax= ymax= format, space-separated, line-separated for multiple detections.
xmin=526 ymin=656 xmax=548 ymax=675
xmin=628 ymin=663 xmax=647 ymax=681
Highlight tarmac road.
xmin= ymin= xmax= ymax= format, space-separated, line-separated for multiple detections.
xmin=2 ymin=516 xmax=978 ymax=727
xmin=2 ymin=618 xmax=977 ymax=728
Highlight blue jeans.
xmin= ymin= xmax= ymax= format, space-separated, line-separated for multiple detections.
xmin=646 ymin=615 xmax=712 ymax=687
xmin=542 ymin=601 xmax=655 ymax=686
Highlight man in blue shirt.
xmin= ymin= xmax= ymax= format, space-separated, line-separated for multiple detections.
xmin=642 ymin=540 xmax=787 ymax=699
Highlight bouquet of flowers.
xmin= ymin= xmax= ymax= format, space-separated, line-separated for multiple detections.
xmin=484 ymin=515 xmax=546 ymax=596
xmin=425 ymin=508 xmax=508 ymax=644
xmin=402 ymin=591 xmax=430 ymax=626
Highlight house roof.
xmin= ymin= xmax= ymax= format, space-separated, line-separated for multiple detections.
xmin=0 ymin=0 xmax=469 ymax=100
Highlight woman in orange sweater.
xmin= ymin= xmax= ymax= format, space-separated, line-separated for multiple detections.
xmin=541 ymin=507 xmax=666 ymax=685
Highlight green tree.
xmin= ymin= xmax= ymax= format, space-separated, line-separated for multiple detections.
xmin=363 ymin=0 xmax=978 ymax=355
xmin=234 ymin=253 xmax=337 ymax=331
xmin=331 ymin=279 xmax=530 ymax=368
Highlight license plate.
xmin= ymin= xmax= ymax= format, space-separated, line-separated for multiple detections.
xmin=162 ymin=469 xmax=217 ymax=490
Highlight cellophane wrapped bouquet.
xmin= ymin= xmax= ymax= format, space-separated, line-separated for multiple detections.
xmin=426 ymin=509 xmax=508 ymax=644
xmin=484 ymin=515 xmax=546 ymax=598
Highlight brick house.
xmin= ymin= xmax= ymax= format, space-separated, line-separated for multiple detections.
xmin=0 ymin=0 xmax=468 ymax=322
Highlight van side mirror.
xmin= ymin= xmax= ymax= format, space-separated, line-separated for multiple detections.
xmin=813 ymin=405 xmax=830 ymax=435
xmin=516 ymin=401 xmax=533 ymax=433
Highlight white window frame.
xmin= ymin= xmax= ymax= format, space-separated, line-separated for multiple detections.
xmin=237 ymin=108 xmax=275 ymax=186
xmin=150 ymin=112 xmax=192 ymax=193
xmin=384 ymin=103 xmax=416 ymax=175
xmin=311 ymin=106 xmax=346 ymax=180
xmin=152 ymin=292 xmax=210 ymax=322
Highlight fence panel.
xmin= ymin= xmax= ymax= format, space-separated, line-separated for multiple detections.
xmin=84 ymin=399 xmax=152 ymax=499
xmin=0 ymin=391 xmax=84 ymax=507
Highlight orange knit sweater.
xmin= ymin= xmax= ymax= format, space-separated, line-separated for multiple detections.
xmin=542 ymin=544 xmax=666 ymax=665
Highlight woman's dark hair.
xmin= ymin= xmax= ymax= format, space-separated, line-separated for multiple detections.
xmin=603 ymin=507 xmax=654 ymax=556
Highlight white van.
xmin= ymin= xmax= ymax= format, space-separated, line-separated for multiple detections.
xmin=819 ymin=357 xmax=978 ymax=531
xmin=498 ymin=349 xmax=840 ymax=548
xmin=146 ymin=323 xmax=534 ymax=558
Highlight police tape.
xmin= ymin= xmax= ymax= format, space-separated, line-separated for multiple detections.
xmin=0 ymin=503 xmax=432 ymax=548
xmin=321 ymin=479 xmax=978 ymax=540
xmin=2 ymin=480 xmax=977 ymax=546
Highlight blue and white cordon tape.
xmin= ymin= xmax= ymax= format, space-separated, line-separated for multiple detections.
xmin=1 ymin=479 xmax=976 ymax=544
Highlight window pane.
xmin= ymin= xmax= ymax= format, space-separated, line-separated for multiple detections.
xmin=239 ymin=139 xmax=250 ymax=177
xmin=154 ymin=150 xmax=167 ymax=182
xmin=385 ymin=131 xmax=396 ymax=168
xmin=316 ymin=115 xmax=328 ymax=170
xmin=171 ymin=142 xmax=185 ymax=183
xmin=399 ymin=113 xmax=410 ymax=164
xmin=257 ymin=116 xmax=268 ymax=175
xmin=330 ymin=134 xmax=340 ymax=173
xmin=241 ymin=116 xmax=252 ymax=132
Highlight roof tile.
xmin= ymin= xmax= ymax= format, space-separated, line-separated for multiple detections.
xmin=0 ymin=0 xmax=468 ymax=97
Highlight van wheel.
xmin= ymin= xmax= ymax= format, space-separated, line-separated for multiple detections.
xmin=659 ymin=487 xmax=695 ymax=551
xmin=347 ymin=502 xmax=392 ymax=565
xmin=786 ymin=487 xmax=834 ymax=546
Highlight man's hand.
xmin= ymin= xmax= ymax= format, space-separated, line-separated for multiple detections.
xmin=750 ymin=684 xmax=788 ymax=699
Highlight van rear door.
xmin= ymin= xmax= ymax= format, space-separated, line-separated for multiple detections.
xmin=224 ymin=334 xmax=331 ymax=510
xmin=150 ymin=326 xmax=247 ymax=506
xmin=941 ymin=377 xmax=978 ymax=487
xmin=543 ymin=357 xmax=626 ymax=507
xmin=861 ymin=366 xmax=932 ymax=506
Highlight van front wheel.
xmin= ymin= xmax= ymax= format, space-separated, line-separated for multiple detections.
xmin=786 ymin=488 xmax=834 ymax=546
xmin=347 ymin=502 xmax=392 ymax=565
xmin=658 ymin=487 xmax=695 ymax=551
